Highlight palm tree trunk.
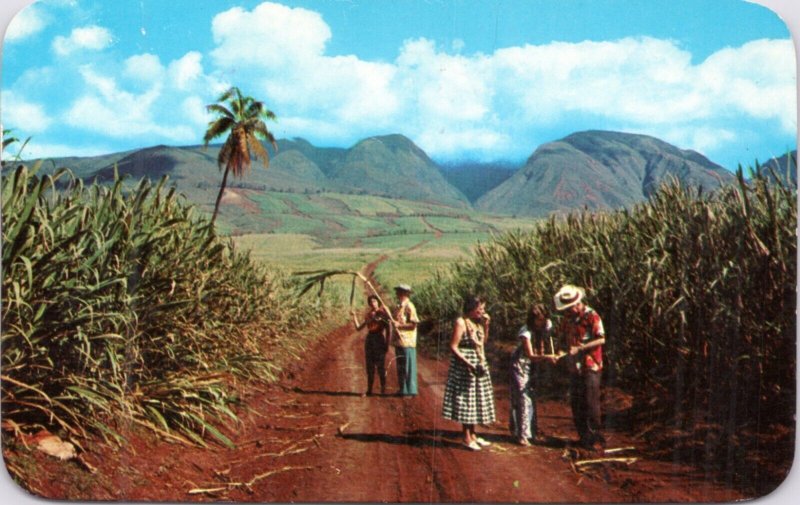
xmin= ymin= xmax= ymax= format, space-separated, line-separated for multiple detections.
xmin=211 ymin=164 xmax=231 ymax=225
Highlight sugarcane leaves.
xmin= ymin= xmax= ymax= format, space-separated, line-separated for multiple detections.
xmin=2 ymin=166 xmax=320 ymax=449
xmin=186 ymin=412 xmax=235 ymax=449
xmin=4 ymin=166 xmax=58 ymax=266
xmin=412 ymin=168 xmax=796 ymax=481
xmin=146 ymin=405 xmax=171 ymax=431
xmin=294 ymin=269 xmax=358 ymax=298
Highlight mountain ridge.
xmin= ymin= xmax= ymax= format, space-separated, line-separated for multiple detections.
xmin=761 ymin=150 xmax=797 ymax=184
xmin=476 ymin=130 xmax=736 ymax=217
xmin=22 ymin=130 xmax=756 ymax=220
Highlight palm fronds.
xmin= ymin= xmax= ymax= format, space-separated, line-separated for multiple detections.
xmin=203 ymin=86 xmax=278 ymax=224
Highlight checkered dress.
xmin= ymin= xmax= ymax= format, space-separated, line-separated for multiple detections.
xmin=442 ymin=318 xmax=496 ymax=425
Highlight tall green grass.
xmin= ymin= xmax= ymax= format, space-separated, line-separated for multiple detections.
xmin=414 ymin=167 xmax=795 ymax=491
xmin=2 ymin=166 xmax=321 ymax=447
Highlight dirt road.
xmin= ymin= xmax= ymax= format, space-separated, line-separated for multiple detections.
xmin=194 ymin=260 xmax=745 ymax=503
xmin=218 ymin=307 xmax=745 ymax=503
xmin=10 ymin=259 xmax=747 ymax=502
xmin=255 ymin=327 xmax=623 ymax=502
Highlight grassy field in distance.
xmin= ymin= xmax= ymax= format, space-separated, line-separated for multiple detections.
xmin=228 ymin=190 xmax=542 ymax=305
xmin=233 ymin=230 xmax=504 ymax=306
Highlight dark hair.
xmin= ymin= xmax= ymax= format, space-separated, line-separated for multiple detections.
xmin=462 ymin=295 xmax=484 ymax=314
xmin=367 ymin=294 xmax=381 ymax=306
xmin=526 ymin=303 xmax=548 ymax=329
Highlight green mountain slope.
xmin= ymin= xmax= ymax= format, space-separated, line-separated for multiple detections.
xmin=21 ymin=130 xmax=753 ymax=224
xmin=30 ymin=134 xmax=470 ymax=208
xmin=327 ymin=134 xmax=471 ymax=208
xmin=476 ymin=130 xmax=735 ymax=217
xmin=85 ymin=144 xmax=328 ymax=204
xmin=273 ymin=138 xmax=347 ymax=177
xmin=762 ymin=150 xmax=796 ymax=184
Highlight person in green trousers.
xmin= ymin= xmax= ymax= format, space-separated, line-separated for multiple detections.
xmin=391 ymin=284 xmax=419 ymax=396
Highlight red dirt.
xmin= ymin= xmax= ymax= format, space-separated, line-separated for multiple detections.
xmin=3 ymin=331 xmax=749 ymax=502
xmin=420 ymin=216 xmax=445 ymax=239
xmin=2 ymin=258 xmax=751 ymax=503
xmin=220 ymin=188 xmax=261 ymax=213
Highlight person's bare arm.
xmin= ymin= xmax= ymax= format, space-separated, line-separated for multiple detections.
xmin=450 ymin=318 xmax=475 ymax=372
xmin=569 ymin=336 xmax=605 ymax=355
xmin=481 ymin=313 xmax=490 ymax=343
xmin=527 ymin=337 xmax=555 ymax=362
xmin=522 ymin=337 xmax=536 ymax=359
xmin=351 ymin=311 xmax=366 ymax=331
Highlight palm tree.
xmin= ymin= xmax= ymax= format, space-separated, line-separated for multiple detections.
xmin=203 ymin=87 xmax=278 ymax=224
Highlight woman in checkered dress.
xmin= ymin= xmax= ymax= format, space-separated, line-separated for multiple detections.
xmin=442 ymin=295 xmax=496 ymax=451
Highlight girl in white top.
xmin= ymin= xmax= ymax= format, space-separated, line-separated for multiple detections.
xmin=509 ymin=304 xmax=556 ymax=446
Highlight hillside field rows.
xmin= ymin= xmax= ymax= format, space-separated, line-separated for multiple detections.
xmin=213 ymin=189 xmax=538 ymax=237
xmin=223 ymin=189 xmax=543 ymax=298
xmin=233 ymin=231 xmax=508 ymax=305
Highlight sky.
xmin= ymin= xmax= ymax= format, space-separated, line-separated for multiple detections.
xmin=0 ymin=0 xmax=796 ymax=170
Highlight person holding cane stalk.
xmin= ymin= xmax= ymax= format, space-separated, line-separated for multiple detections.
xmin=553 ymin=284 xmax=607 ymax=451
xmin=351 ymin=295 xmax=391 ymax=396
xmin=509 ymin=303 xmax=558 ymax=446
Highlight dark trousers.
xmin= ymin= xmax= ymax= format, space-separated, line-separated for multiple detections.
xmin=569 ymin=370 xmax=604 ymax=446
xmin=365 ymin=333 xmax=387 ymax=393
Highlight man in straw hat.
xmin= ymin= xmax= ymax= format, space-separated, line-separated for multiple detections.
xmin=391 ymin=284 xmax=419 ymax=397
xmin=554 ymin=284 xmax=607 ymax=450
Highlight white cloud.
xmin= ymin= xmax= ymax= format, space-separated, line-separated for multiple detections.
xmin=277 ymin=116 xmax=351 ymax=142
xmin=181 ymin=95 xmax=209 ymax=127
xmin=416 ymin=129 xmax=511 ymax=159
xmin=168 ymin=52 xmax=204 ymax=91
xmin=254 ymin=54 xmax=397 ymax=124
xmin=210 ymin=3 xmax=330 ymax=69
xmin=6 ymin=4 xmax=47 ymax=42
xmin=123 ymin=53 xmax=165 ymax=83
xmin=688 ymin=128 xmax=739 ymax=154
xmin=656 ymin=126 xmax=739 ymax=155
xmin=65 ymin=92 xmax=196 ymax=142
xmin=53 ymin=25 xmax=112 ymax=56
xmin=43 ymin=47 xmax=226 ymax=150
xmin=697 ymin=39 xmax=796 ymax=132
xmin=63 ymin=66 xmax=198 ymax=142
xmin=203 ymin=4 xmax=794 ymax=159
xmin=488 ymin=37 xmax=703 ymax=124
xmin=210 ymin=2 xmax=397 ymax=127
xmin=397 ymin=38 xmax=491 ymax=122
xmin=1 ymin=91 xmax=53 ymax=133
xmin=11 ymin=1 xmax=791 ymax=162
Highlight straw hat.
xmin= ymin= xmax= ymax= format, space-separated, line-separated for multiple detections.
xmin=394 ymin=284 xmax=413 ymax=293
xmin=554 ymin=284 xmax=585 ymax=311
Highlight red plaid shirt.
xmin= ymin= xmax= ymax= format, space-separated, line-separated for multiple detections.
xmin=558 ymin=306 xmax=605 ymax=373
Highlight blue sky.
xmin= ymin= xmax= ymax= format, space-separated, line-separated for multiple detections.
xmin=1 ymin=0 xmax=796 ymax=169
